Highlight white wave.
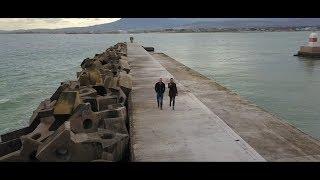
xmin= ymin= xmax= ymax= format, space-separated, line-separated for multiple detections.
xmin=0 ymin=98 xmax=10 ymax=104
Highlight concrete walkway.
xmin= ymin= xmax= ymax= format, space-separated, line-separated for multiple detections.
xmin=127 ymin=43 xmax=265 ymax=161
xmin=153 ymin=52 xmax=320 ymax=161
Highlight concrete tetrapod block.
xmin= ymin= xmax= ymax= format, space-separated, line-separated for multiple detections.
xmin=36 ymin=122 xmax=103 ymax=162
xmin=76 ymin=128 xmax=128 ymax=161
xmin=99 ymin=68 xmax=113 ymax=80
xmin=0 ymin=126 xmax=34 ymax=143
xmin=101 ymin=64 xmax=112 ymax=71
xmin=118 ymin=72 xmax=132 ymax=96
xmin=96 ymin=95 xmax=118 ymax=111
xmin=100 ymin=135 xmax=129 ymax=161
xmin=25 ymin=116 xmax=55 ymax=143
xmin=1 ymin=116 xmax=56 ymax=161
xmin=92 ymin=85 xmax=107 ymax=96
xmin=1 ymin=99 xmax=56 ymax=143
xmin=82 ymin=97 xmax=98 ymax=112
xmin=88 ymin=68 xmax=103 ymax=86
xmin=63 ymin=81 xmax=80 ymax=91
xmin=37 ymin=100 xmax=56 ymax=119
xmin=118 ymin=89 xmax=127 ymax=105
xmin=78 ymin=68 xmax=103 ymax=87
xmin=29 ymin=99 xmax=55 ymax=124
xmin=103 ymin=117 xmax=128 ymax=135
xmin=97 ymin=104 xmax=127 ymax=130
xmin=19 ymin=136 xmax=42 ymax=161
xmin=96 ymin=106 xmax=125 ymax=121
xmin=92 ymin=129 xmax=129 ymax=161
xmin=93 ymin=60 xmax=103 ymax=69
xmin=117 ymin=52 xmax=127 ymax=57
xmin=50 ymin=83 xmax=70 ymax=101
xmin=79 ymin=87 xmax=97 ymax=98
xmin=81 ymin=58 xmax=94 ymax=69
xmin=103 ymin=76 xmax=113 ymax=91
xmin=107 ymin=88 xmax=126 ymax=106
xmin=98 ymin=55 xmax=111 ymax=65
xmin=120 ymin=56 xmax=128 ymax=60
xmin=0 ymin=138 xmax=22 ymax=159
xmin=0 ymin=136 xmax=41 ymax=162
xmin=75 ymin=129 xmax=128 ymax=161
xmin=109 ymin=50 xmax=121 ymax=61
xmin=109 ymin=65 xmax=120 ymax=77
xmin=0 ymin=150 xmax=21 ymax=162
xmin=119 ymin=58 xmax=131 ymax=74
xmin=112 ymin=104 xmax=127 ymax=124
xmin=69 ymin=103 xmax=100 ymax=134
xmin=53 ymin=91 xmax=82 ymax=116
xmin=78 ymin=71 xmax=91 ymax=86
xmin=76 ymin=71 xmax=81 ymax=78
xmin=28 ymin=101 xmax=47 ymax=124
xmin=94 ymin=53 xmax=102 ymax=59
xmin=108 ymin=76 xmax=120 ymax=91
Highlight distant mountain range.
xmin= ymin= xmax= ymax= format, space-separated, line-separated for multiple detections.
xmin=178 ymin=18 xmax=320 ymax=29
xmin=2 ymin=18 xmax=320 ymax=34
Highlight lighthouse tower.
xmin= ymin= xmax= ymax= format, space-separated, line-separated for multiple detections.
xmin=295 ymin=32 xmax=320 ymax=57
xmin=308 ymin=32 xmax=319 ymax=47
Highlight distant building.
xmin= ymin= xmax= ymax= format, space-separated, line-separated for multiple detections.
xmin=118 ymin=30 xmax=128 ymax=34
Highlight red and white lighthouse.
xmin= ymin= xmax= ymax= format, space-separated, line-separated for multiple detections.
xmin=308 ymin=32 xmax=319 ymax=47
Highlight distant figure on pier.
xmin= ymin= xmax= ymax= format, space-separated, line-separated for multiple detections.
xmin=130 ymin=36 xmax=134 ymax=43
xmin=168 ymin=78 xmax=178 ymax=110
xmin=155 ymin=78 xmax=165 ymax=110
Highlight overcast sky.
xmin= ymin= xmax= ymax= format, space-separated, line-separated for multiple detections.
xmin=0 ymin=18 xmax=121 ymax=31
xmin=0 ymin=18 xmax=312 ymax=31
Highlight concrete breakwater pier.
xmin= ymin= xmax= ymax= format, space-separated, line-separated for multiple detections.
xmin=1 ymin=42 xmax=320 ymax=161
xmin=128 ymin=43 xmax=264 ymax=161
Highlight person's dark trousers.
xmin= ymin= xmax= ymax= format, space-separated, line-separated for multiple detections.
xmin=157 ymin=93 xmax=164 ymax=109
xmin=169 ymin=96 xmax=175 ymax=110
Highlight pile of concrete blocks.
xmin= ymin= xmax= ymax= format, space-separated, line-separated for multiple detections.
xmin=0 ymin=42 xmax=132 ymax=162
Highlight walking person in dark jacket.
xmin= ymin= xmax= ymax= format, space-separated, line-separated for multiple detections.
xmin=154 ymin=78 xmax=165 ymax=110
xmin=168 ymin=78 xmax=178 ymax=110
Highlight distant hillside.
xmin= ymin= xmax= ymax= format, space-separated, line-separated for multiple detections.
xmin=63 ymin=18 xmax=194 ymax=32
xmin=178 ymin=18 xmax=320 ymax=29
xmin=2 ymin=18 xmax=320 ymax=34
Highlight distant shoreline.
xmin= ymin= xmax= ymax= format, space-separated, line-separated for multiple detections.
xmin=0 ymin=30 xmax=317 ymax=35
xmin=0 ymin=26 xmax=319 ymax=34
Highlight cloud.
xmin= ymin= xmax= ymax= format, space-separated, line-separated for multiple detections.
xmin=0 ymin=18 xmax=121 ymax=31
xmin=41 ymin=18 xmax=64 ymax=23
